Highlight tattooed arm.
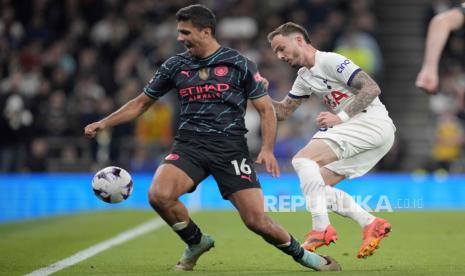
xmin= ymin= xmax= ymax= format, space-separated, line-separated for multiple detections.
xmin=272 ymin=96 xmax=305 ymax=121
xmin=343 ymin=70 xmax=380 ymax=118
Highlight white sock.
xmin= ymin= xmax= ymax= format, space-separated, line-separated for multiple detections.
xmin=292 ymin=158 xmax=330 ymax=231
xmin=325 ymin=185 xmax=375 ymax=228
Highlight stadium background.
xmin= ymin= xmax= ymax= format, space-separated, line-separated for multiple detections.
xmin=2 ymin=0 xmax=465 ymax=174
xmin=1 ymin=0 xmax=465 ymax=219
xmin=1 ymin=0 xmax=465 ymax=275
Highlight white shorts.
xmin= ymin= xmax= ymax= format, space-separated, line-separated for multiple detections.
xmin=312 ymin=106 xmax=396 ymax=179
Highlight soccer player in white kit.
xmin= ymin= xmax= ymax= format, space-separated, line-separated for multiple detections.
xmin=267 ymin=22 xmax=396 ymax=258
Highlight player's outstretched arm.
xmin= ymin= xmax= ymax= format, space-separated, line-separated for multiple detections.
xmin=416 ymin=7 xmax=465 ymax=94
xmin=271 ymin=96 xmax=305 ymax=121
xmin=252 ymin=95 xmax=280 ymax=177
xmin=84 ymin=93 xmax=154 ymax=138
xmin=344 ymin=70 xmax=380 ymax=118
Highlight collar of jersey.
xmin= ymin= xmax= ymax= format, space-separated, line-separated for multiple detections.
xmin=192 ymin=46 xmax=224 ymax=62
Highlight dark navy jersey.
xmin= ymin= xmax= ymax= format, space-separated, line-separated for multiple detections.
xmin=143 ymin=47 xmax=266 ymax=136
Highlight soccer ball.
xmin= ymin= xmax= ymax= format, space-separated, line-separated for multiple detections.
xmin=92 ymin=166 xmax=133 ymax=203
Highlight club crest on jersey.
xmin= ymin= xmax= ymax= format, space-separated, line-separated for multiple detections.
xmin=214 ymin=66 xmax=228 ymax=77
xmin=199 ymin=67 xmax=209 ymax=80
xmin=323 ymin=78 xmax=332 ymax=89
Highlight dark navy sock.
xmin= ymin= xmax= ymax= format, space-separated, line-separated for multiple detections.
xmin=276 ymin=235 xmax=305 ymax=261
xmin=174 ymin=219 xmax=202 ymax=245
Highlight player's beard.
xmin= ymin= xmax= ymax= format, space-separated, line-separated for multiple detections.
xmin=290 ymin=52 xmax=302 ymax=68
xmin=186 ymin=47 xmax=195 ymax=57
xmin=289 ymin=59 xmax=301 ymax=69
xmin=290 ymin=62 xmax=300 ymax=69
xmin=184 ymin=42 xmax=197 ymax=57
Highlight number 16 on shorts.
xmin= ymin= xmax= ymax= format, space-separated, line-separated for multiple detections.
xmin=231 ymin=158 xmax=252 ymax=175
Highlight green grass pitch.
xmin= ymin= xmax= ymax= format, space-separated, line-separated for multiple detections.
xmin=1 ymin=210 xmax=465 ymax=275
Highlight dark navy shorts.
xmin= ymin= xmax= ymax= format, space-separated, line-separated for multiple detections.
xmin=162 ymin=133 xmax=261 ymax=199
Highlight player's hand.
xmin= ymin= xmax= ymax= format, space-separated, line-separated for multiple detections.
xmin=415 ymin=68 xmax=439 ymax=94
xmin=84 ymin=121 xmax=105 ymax=138
xmin=316 ymin=112 xmax=342 ymax=128
xmin=256 ymin=150 xmax=280 ymax=177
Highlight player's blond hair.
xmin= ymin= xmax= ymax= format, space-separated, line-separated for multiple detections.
xmin=267 ymin=22 xmax=312 ymax=44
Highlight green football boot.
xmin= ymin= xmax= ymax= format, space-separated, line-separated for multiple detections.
xmin=174 ymin=234 xmax=215 ymax=271
xmin=296 ymin=250 xmax=342 ymax=271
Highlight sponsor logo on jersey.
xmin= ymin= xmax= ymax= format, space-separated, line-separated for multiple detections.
xmin=179 ymin=83 xmax=230 ymax=102
xmin=323 ymin=91 xmax=349 ymax=109
xmin=214 ymin=66 xmax=228 ymax=77
xmin=336 ymin=59 xmax=351 ymax=73
xmin=199 ymin=67 xmax=209 ymax=80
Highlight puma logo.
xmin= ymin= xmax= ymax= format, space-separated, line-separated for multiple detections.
xmin=240 ymin=175 xmax=252 ymax=182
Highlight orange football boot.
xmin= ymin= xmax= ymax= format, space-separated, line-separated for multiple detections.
xmin=357 ymin=217 xmax=391 ymax=258
xmin=302 ymin=225 xmax=338 ymax=252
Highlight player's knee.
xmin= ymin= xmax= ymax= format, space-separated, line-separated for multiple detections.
xmin=293 ymin=151 xmax=325 ymax=167
xmin=292 ymin=158 xmax=323 ymax=192
xmin=243 ymin=215 xmax=269 ymax=234
xmin=292 ymin=157 xmax=319 ymax=172
xmin=148 ymin=186 xmax=174 ymax=210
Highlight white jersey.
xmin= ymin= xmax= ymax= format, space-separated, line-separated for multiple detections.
xmin=289 ymin=51 xmax=385 ymax=114
xmin=288 ymin=51 xmax=396 ymax=179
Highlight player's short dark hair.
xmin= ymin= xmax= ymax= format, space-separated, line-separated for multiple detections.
xmin=267 ymin=22 xmax=311 ymax=44
xmin=176 ymin=4 xmax=217 ymax=35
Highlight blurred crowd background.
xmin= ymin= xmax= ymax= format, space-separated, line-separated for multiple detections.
xmin=0 ymin=0 xmax=464 ymax=173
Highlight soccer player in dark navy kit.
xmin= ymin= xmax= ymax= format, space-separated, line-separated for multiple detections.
xmin=85 ymin=4 xmax=340 ymax=272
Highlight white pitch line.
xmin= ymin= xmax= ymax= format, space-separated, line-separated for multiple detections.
xmin=24 ymin=217 xmax=165 ymax=276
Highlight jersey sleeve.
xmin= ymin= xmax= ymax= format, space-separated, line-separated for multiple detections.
xmin=243 ymin=58 xmax=267 ymax=99
xmin=320 ymin=52 xmax=362 ymax=87
xmin=143 ymin=57 xmax=176 ymax=101
xmin=289 ymin=74 xmax=310 ymax=99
